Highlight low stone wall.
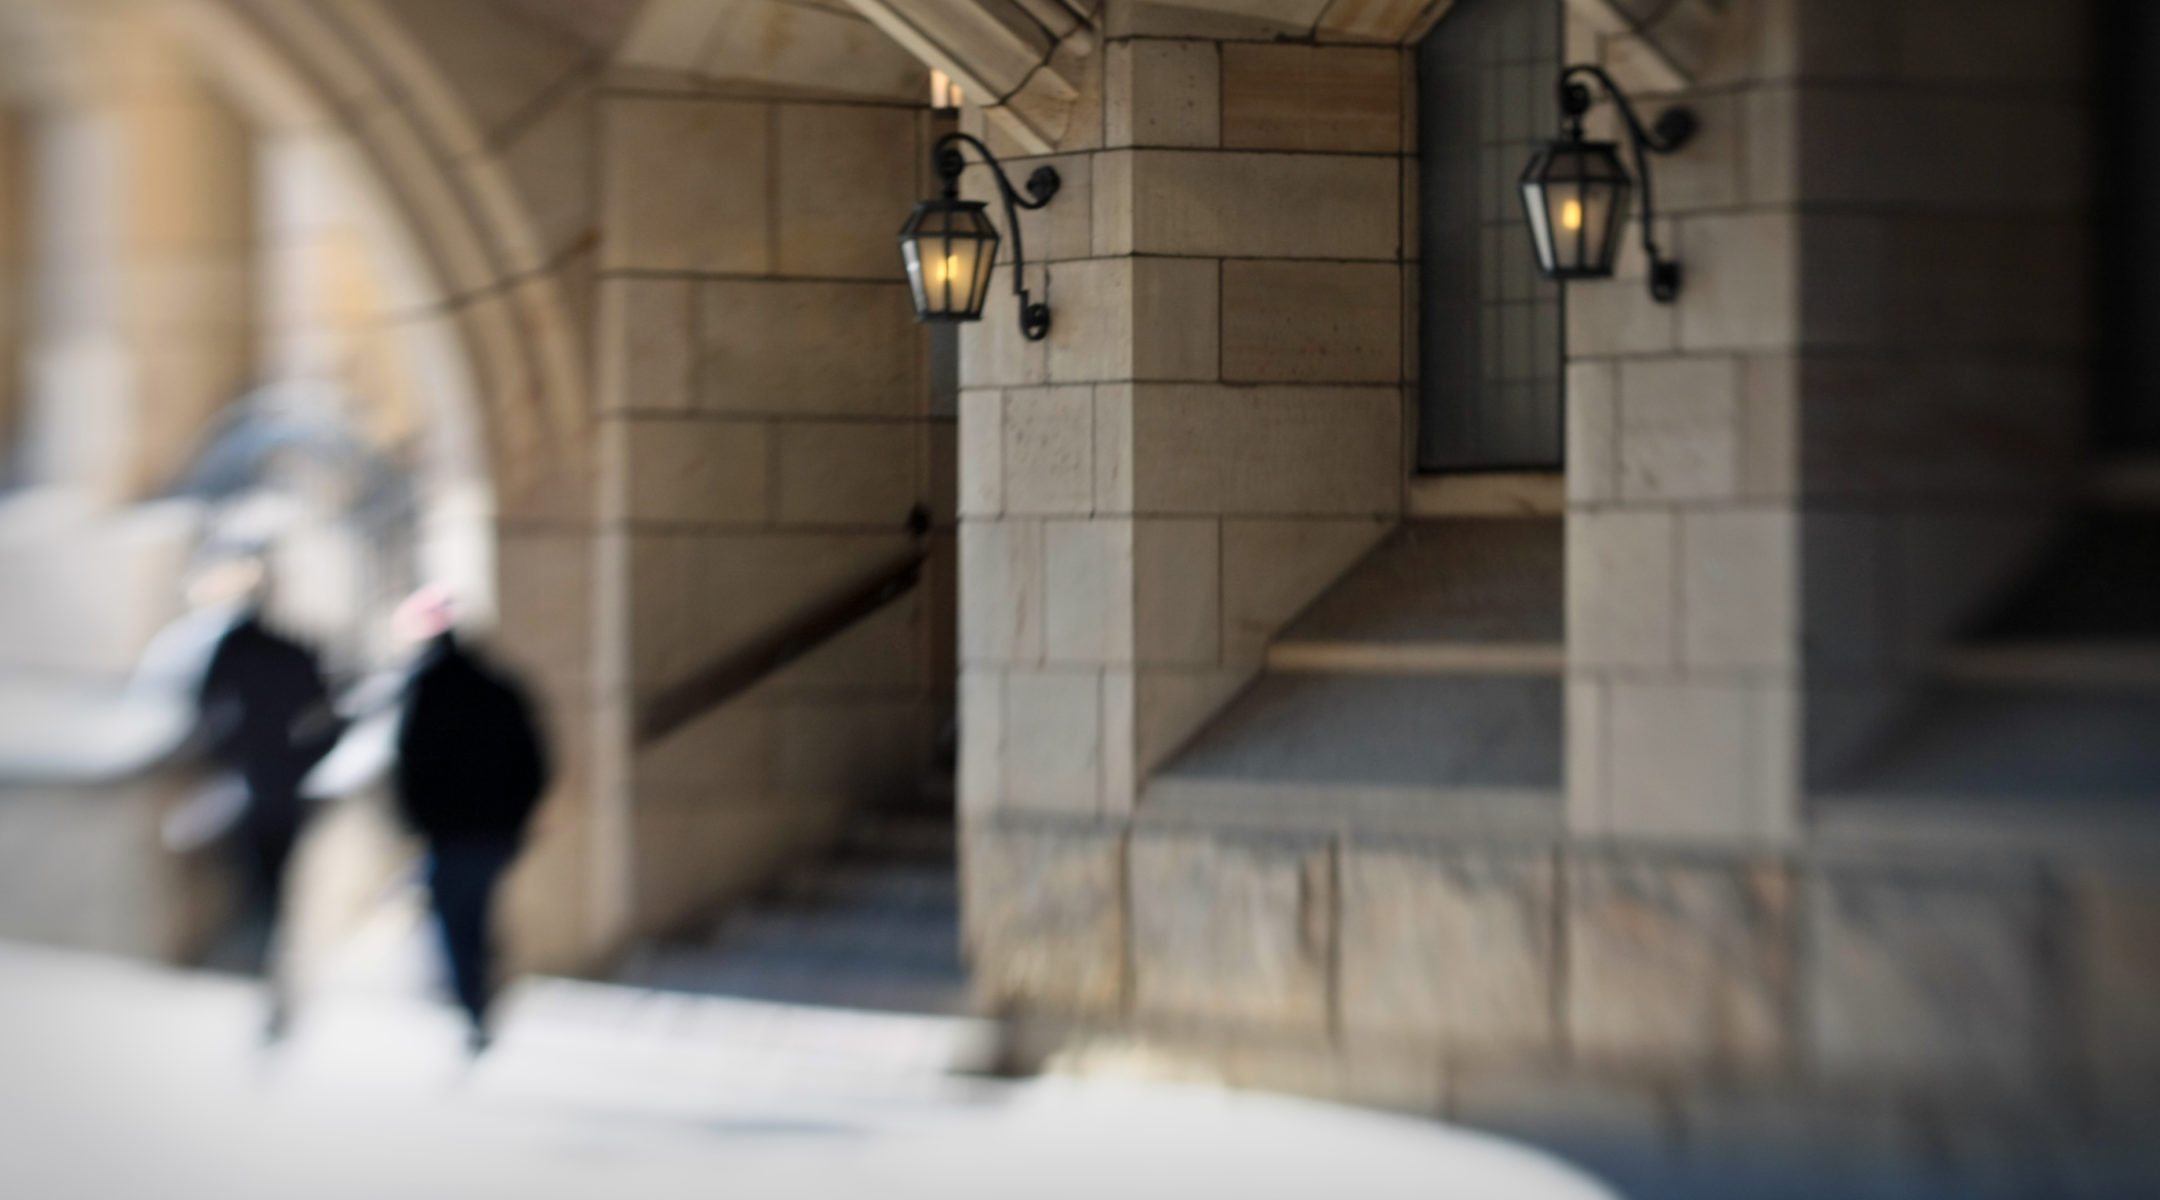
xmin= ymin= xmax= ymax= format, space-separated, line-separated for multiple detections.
xmin=0 ymin=777 xmax=233 ymax=962
xmin=964 ymin=811 xmax=2160 ymax=1188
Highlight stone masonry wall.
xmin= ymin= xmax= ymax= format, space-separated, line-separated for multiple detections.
xmin=593 ymin=70 xmax=954 ymax=941
xmin=955 ymin=1 xmax=1408 ymax=837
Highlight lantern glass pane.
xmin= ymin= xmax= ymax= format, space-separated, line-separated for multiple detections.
xmin=899 ymin=200 xmax=1000 ymax=321
xmin=1520 ymin=176 xmax=1556 ymax=274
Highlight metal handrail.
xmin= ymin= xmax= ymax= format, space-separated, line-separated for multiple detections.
xmin=633 ymin=543 xmax=930 ymax=746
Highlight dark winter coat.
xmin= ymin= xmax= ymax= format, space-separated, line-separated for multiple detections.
xmin=197 ymin=614 xmax=342 ymax=806
xmin=393 ymin=633 xmax=549 ymax=841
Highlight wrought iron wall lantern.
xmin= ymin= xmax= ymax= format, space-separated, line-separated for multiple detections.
xmin=898 ymin=133 xmax=1060 ymax=341
xmin=1519 ymin=65 xmax=1697 ymax=303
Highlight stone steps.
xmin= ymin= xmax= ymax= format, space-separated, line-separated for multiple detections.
xmin=1151 ymin=517 xmax=1564 ymax=824
xmin=615 ymin=790 xmax=969 ymax=1017
xmin=1824 ymin=681 xmax=2160 ymax=805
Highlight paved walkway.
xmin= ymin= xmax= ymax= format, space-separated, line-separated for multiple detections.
xmin=0 ymin=940 xmax=1616 ymax=1200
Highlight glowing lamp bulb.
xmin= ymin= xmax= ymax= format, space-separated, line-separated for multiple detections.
xmin=1560 ymin=198 xmax=1583 ymax=231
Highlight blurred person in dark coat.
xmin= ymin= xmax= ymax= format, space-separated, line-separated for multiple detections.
xmin=392 ymin=585 xmax=549 ymax=1052
xmin=190 ymin=556 xmax=343 ymax=1036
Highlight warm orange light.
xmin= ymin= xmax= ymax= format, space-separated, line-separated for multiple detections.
xmin=1561 ymin=198 xmax=1583 ymax=231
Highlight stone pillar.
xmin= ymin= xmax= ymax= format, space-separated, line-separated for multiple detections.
xmin=1562 ymin=3 xmax=1805 ymax=845
xmin=957 ymin=22 xmax=1408 ymax=1009
xmin=20 ymin=18 xmax=253 ymax=504
xmin=594 ymin=79 xmax=950 ymax=939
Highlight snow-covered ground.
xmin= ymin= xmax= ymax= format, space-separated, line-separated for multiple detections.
xmin=0 ymin=938 xmax=1617 ymax=1200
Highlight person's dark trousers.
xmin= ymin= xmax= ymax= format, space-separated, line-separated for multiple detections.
xmin=425 ymin=835 xmax=519 ymax=1034
xmin=235 ymin=787 xmax=305 ymax=974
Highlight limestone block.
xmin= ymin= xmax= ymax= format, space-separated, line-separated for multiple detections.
xmin=625 ymin=417 xmax=770 ymax=524
xmin=1568 ymin=855 xmax=1794 ymax=1069
xmin=1744 ymin=85 xmax=1799 ymax=208
xmin=959 ymin=517 xmax=1044 ymax=664
xmin=605 ymin=97 xmax=770 ymax=274
xmin=699 ymin=280 xmax=920 ymax=417
xmin=1044 ymin=518 xmax=1135 ymax=664
xmin=1220 ymin=44 xmax=1400 ymax=154
xmin=1219 ymin=517 xmax=1389 ymax=662
xmin=1565 ymin=360 xmax=1619 ymax=505
xmin=1739 ymin=354 xmax=1798 ymax=500
xmin=599 ymin=277 xmax=694 ymax=413
xmin=1004 ymin=385 xmax=1095 ymax=514
xmin=629 ymin=530 xmax=911 ymax=689
xmin=120 ymin=99 xmax=254 ymax=254
xmin=1094 ymin=383 xmax=1133 ymax=513
xmin=1091 ymin=149 xmax=1135 ymax=258
xmin=1564 ymin=276 xmax=1680 ymax=357
xmin=1099 ymin=668 xmax=1136 ymax=812
xmin=695 ymin=0 xmax=928 ymax=100
xmin=964 ymin=823 xmax=1126 ymax=1015
xmin=777 ymin=103 xmax=921 ymax=279
xmin=959 ymin=669 xmax=1004 ymax=815
xmin=958 ymin=388 xmax=1006 ymax=516
xmin=1652 ymin=90 xmax=1740 ymax=214
xmin=1105 ymin=38 xmax=1221 ymax=149
xmin=1133 ymin=518 xmax=1221 ymax=665
xmin=1046 ymin=257 xmax=1219 ymax=384
xmin=1128 ymin=384 xmax=1400 ymax=516
xmin=1130 ymin=832 xmax=1332 ymax=1031
xmin=2074 ymin=874 xmax=2160 ymax=1085
xmin=1605 ymin=679 xmax=1795 ymax=843
xmin=375 ymin=0 xmax=589 ymax=151
xmin=1124 ymin=150 xmax=1399 ymax=260
xmin=1220 ymin=260 xmax=1402 ymax=385
xmin=959 ymin=264 xmax=1050 ymax=388
xmin=636 ymin=693 xmax=773 ymax=791
xmin=773 ymin=420 xmax=921 ymax=526
xmin=493 ymin=84 xmax=596 ymax=273
xmin=1680 ymin=508 xmax=1796 ymax=672
xmin=1340 ymin=846 xmax=1558 ymax=1050
xmin=777 ymin=591 xmax=928 ymax=694
xmin=772 ymin=697 xmax=923 ymax=795
xmin=1676 ymin=211 xmax=1798 ymax=352
xmin=1808 ymin=866 xmax=2046 ymax=1084
xmin=1133 ymin=664 xmax=1252 ymax=776
xmin=1566 ymin=510 xmax=1676 ymax=670
xmin=1565 ymin=679 xmax=1609 ymax=834
xmin=493 ymin=530 xmax=593 ymax=699
xmin=1003 ymin=668 xmax=1102 ymax=813
xmin=1617 ymin=356 xmax=1741 ymax=502
xmin=963 ymin=152 xmax=1093 ymax=263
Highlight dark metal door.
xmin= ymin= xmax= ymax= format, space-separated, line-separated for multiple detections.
xmin=1416 ymin=0 xmax=1565 ymax=472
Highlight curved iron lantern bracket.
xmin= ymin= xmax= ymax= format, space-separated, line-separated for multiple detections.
xmin=1558 ymin=65 xmax=1696 ymax=303
xmin=932 ymin=132 xmax=1061 ymax=340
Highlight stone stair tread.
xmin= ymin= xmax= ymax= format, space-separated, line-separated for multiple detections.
xmin=777 ymin=861 xmax=960 ymax=909
xmin=1265 ymin=639 xmax=1563 ymax=675
xmin=1278 ymin=518 xmax=1561 ymax=648
xmin=1937 ymin=639 xmax=2160 ymax=690
xmin=1155 ymin=673 xmax=1562 ymax=795
xmin=1818 ymin=683 xmax=2160 ymax=803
